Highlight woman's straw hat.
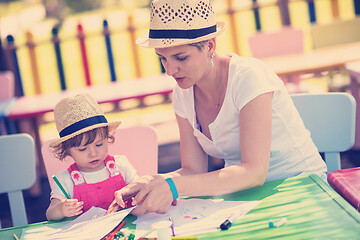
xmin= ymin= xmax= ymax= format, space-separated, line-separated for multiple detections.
xmin=50 ymin=93 xmax=121 ymax=147
xmin=136 ymin=0 xmax=227 ymax=48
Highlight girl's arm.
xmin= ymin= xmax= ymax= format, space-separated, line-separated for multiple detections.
xmin=46 ymin=198 xmax=83 ymax=221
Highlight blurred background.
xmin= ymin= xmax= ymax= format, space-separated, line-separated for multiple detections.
xmin=1 ymin=0 xmax=360 ymax=228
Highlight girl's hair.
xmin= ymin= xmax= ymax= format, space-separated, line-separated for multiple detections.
xmin=52 ymin=126 xmax=114 ymax=161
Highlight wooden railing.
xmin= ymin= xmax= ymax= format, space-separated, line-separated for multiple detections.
xmin=0 ymin=0 xmax=359 ymax=97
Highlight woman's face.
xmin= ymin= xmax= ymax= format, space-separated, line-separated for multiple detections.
xmin=155 ymin=44 xmax=211 ymax=89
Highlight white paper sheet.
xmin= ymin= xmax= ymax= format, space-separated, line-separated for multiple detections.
xmin=134 ymin=199 xmax=260 ymax=238
xmin=20 ymin=206 xmax=135 ymax=240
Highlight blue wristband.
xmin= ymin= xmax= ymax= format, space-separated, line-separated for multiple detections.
xmin=165 ymin=178 xmax=178 ymax=200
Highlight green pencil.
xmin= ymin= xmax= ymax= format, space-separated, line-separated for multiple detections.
xmin=52 ymin=175 xmax=71 ymax=199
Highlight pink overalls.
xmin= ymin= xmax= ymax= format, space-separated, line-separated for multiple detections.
xmin=67 ymin=155 xmax=131 ymax=212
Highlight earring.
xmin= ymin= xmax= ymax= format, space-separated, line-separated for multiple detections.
xmin=210 ymin=53 xmax=215 ymax=67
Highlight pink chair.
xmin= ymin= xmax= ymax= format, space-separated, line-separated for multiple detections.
xmin=345 ymin=61 xmax=360 ymax=150
xmin=0 ymin=71 xmax=15 ymax=101
xmin=0 ymin=71 xmax=15 ymax=135
xmin=249 ymin=27 xmax=304 ymax=89
xmin=249 ymin=26 xmax=304 ymax=58
xmin=41 ymin=125 xmax=158 ymax=188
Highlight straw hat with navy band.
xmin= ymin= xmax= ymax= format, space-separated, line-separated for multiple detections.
xmin=136 ymin=0 xmax=227 ymax=48
xmin=50 ymin=93 xmax=121 ymax=148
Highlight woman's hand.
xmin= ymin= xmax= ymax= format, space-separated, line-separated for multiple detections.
xmin=107 ymin=175 xmax=174 ymax=216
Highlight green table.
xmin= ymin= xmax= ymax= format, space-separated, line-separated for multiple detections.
xmin=1 ymin=174 xmax=359 ymax=239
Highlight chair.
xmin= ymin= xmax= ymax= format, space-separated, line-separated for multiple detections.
xmin=0 ymin=71 xmax=15 ymax=135
xmin=0 ymin=71 xmax=15 ymax=102
xmin=248 ymin=27 xmax=304 ymax=91
xmin=249 ymin=26 xmax=304 ymax=58
xmin=0 ymin=133 xmax=36 ymax=228
xmin=345 ymin=61 xmax=360 ymax=149
xmin=291 ymin=93 xmax=356 ymax=173
xmin=41 ymin=125 xmax=158 ymax=188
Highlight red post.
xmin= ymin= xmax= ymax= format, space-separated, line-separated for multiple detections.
xmin=330 ymin=0 xmax=339 ymax=19
xmin=77 ymin=23 xmax=92 ymax=86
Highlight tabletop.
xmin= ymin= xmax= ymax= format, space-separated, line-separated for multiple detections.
xmin=0 ymin=98 xmax=16 ymax=119
xmin=261 ymin=41 xmax=360 ymax=76
xmin=7 ymin=74 xmax=176 ymax=119
xmin=1 ymin=174 xmax=359 ymax=239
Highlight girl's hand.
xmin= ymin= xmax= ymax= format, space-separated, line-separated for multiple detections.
xmin=60 ymin=198 xmax=83 ymax=217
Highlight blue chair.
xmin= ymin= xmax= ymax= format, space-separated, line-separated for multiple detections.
xmin=291 ymin=93 xmax=356 ymax=173
xmin=0 ymin=134 xmax=36 ymax=228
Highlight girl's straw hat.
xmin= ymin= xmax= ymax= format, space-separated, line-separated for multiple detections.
xmin=50 ymin=93 xmax=121 ymax=147
xmin=136 ymin=0 xmax=227 ymax=48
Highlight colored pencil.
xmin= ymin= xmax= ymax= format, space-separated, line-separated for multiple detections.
xmin=105 ymin=221 xmax=126 ymax=240
xmin=138 ymin=237 xmax=197 ymax=240
xmin=123 ymin=191 xmax=139 ymax=202
xmin=52 ymin=175 xmax=71 ymax=199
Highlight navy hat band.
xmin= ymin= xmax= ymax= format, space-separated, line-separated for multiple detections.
xmin=149 ymin=25 xmax=216 ymax=39
xmin=59 ymin=115 xmax=108 ymax=138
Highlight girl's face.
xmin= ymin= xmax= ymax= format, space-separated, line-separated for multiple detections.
xmin=155 ymin=44 xmax=211 ymax=89
xmin=68 ymin=133 xmax=108 ymax=172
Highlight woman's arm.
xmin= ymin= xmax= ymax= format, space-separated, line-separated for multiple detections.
xmin=108 ymin=92 xmax=272 ymax=215
xmin=107 ymin=114 xmax=208 ymax=215
xmin=172 ymin=92 xmax=272 ymax=196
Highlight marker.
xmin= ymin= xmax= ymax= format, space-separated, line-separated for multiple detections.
xmin=219 ymin=208 xmax=244 ymax=230
xmin=52 ymin=175 xmax=71 ymax=199
xmin=268 ymin=217 xmax=287 ymax=228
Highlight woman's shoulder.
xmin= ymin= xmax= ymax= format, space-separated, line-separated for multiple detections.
xmin=229 ymin=54 xmax=267 ymax=70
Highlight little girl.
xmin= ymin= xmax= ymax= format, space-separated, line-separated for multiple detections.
xmin=46 ymin=93 xmax=137 ymax=220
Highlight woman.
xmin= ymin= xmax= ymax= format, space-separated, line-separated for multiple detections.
xmin=107 ymin=0 xmax=327 ymax=216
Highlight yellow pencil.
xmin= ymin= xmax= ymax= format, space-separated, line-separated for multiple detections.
xmin=172 ymin=237 xmax=197 ymax=240
xmin=13 ymin=233 xmax=20 ymax=240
